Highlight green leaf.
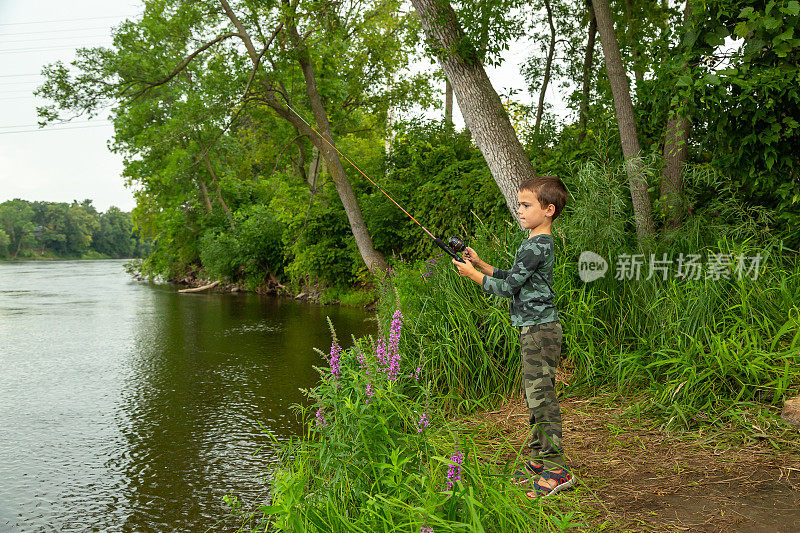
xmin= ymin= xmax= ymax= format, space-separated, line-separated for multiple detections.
xmin=763 ymin=16 xmax=781 ymax=30
xmin=773 ymin=28 xmax=795 ymax=45
xmin=704 ymin=32 xmax=726 ymax=47
xmin=734 ymin=21 xmax=749 ymax=38
xmin=786 ymin=1 xmax=800 ymax=15
xmin=739 ymin=6 xmax=755 ymax=18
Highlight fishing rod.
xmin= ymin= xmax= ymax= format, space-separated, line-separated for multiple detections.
xmin=281 ymin=99 xmax=465 ymax=264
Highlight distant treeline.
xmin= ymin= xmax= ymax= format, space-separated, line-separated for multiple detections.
xmin=0 ymin=199 xmax=150 ymax=259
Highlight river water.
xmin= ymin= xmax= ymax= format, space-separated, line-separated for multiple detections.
xmin=0 ymin=260 xmax=375 ymax=532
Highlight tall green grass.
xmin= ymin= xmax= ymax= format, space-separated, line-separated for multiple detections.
xmin=375 ymin=160 xmax=800 ymax=431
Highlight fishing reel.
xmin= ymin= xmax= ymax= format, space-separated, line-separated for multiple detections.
xmin=447 ymin=236 xmax=466 ymax=254
xmin=434 ymin=235 xmax=467 ymax=263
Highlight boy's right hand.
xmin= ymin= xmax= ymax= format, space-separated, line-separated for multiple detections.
xmin=463 ymin=247 xmax=482 ymax=268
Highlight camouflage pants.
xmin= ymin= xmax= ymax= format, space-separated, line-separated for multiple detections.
xmin=520 ymin=320 xmax=564 ymax=469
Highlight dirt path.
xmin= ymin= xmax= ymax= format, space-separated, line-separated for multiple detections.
xmin=469 ymin=395 xmax=800 ymax=532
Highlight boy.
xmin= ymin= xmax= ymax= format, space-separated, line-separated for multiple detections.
xmin=452 ymin=176 xmax=574 ymax=498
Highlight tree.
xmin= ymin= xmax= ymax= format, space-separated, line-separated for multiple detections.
xmin=0 ymin=229 xmax=9 ymax=258
xmin=37 ymin=0 xmax=428 ymax=276
xmin=591 ymin=0 xmax=655 ymax=244
xmin=659 ymin=0 xmax=695 ymax=230
xmin=578 ymin=4 xmax=597 ymax=142
xmin=411 ymin=0 xmax=534 ymax=216
xmin=0 ymin=200 xmax=36 ymax=258
xmin=93 ymin=206 xmax=135 ymax=257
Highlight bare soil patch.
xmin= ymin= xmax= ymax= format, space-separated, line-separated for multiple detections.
xmin=467 ymin=395 xmax=800 ymax=532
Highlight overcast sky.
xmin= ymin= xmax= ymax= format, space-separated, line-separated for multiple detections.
xmin=0 ymin=1 xmax=565 ymax=213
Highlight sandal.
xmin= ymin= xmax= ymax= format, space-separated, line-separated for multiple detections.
xmin=511 ymin=459 xmax=544 ymax=485
xmin=540 ymin=467 xmax=577 ymax=495
xmin=525 ymin=478 xmax=553 ymax=499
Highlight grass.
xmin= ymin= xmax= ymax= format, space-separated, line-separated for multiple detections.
xmin=232 ymin=161 xmax=800 ymax=531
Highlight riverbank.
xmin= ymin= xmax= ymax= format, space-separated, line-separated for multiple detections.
xmin=124 ymin=259 xmax=379 ymax=308
xmin=0 ymin=253 xmax=139 ymax=261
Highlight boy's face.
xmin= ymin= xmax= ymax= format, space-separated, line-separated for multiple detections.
xmin=517 ymin=189 xmax=554 ymax=231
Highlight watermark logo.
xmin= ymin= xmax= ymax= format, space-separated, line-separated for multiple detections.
xmin=578 ymin=252 xmax=763 ymax=282
xmin=578 ymin=251 xmax=608 ymax=283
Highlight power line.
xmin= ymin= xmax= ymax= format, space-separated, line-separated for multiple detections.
xmin=0 ymin=15 xmax=138 ymax=27
xmin=0 ymin=120 xmax=110 ymax=130
xmin=0 ymin=73 xmax=42 ymax=78
xmin=0 ymin=26 xmax=114 ymax=37
xmin=0 ymin=124 xmax=112 ymax=135
xmin=0 ymin=34 xmax=110 ymax=44
xmin=0 ymin=45 xmax=99 ymax=53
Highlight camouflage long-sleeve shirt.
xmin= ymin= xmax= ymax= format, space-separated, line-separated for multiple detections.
xmin=481 ymin=233 xmax=559 ymax=326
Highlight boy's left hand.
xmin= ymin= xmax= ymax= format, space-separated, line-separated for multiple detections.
xmin=452 ymin=258 xmax=484 ymax=284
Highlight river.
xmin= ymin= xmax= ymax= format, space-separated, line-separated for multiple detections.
xmin=0 ymin=260 xmax=375 ymax=532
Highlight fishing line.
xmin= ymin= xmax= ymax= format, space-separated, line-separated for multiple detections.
xmin=280 ymin=97 xmax=465 ymax=263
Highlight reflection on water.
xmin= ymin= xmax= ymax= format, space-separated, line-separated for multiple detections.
xmin=0 ymin=260 xmax=375 ymax=532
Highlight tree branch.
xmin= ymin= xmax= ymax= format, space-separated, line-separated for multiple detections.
xmin=124 ymin=33 xmax=240 ymax=101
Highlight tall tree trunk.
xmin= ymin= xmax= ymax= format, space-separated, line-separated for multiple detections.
xmin=411 ymin=0 xmax=535 ymax=216
xmin=308 ymin=146 xmax=321 ymax=190
xmin=661 ymin=115 xmax=689 ymax=230
xmin=197 ymin=178 xmax=213 ymax=213
xmin=535 ymin=0 xmax=557 ymax=136
xmin=220 ymin=0 xmax=387 ymax=273
xmin=578 ymin=6 xmax=597 ymax=143
xmin=13 ymin=234 xmax=22 ymax=259
xmin=445 ymin=79 xmax=453 ymax=125
xmin=282 ymin=4 xmax=387 ymax=273
xmin=623 ymin=0 xmax=644 ymax=86
xmin=292 ymin=128 xmax=309 ymax=183
xmin=660 ymin=0 xmax=694 ymax=230
xmin=591 ymin=0 xmax=655 ymax=244
xmin=202 ymin=154 xmax=235 ymax=230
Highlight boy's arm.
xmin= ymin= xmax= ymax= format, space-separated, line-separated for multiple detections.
xmin=491 ymin=266 xmax=511 ymax=279
xmin=481 ymin=242 xmax=543 ymax=298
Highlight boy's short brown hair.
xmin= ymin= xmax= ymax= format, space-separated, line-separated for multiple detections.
xmin=519 ymin=176 xmax=568 ymax=221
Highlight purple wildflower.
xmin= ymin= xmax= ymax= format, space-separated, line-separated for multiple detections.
xmin=420 ymin=526 xmax=433 ymax=533
xmin=315 ymin=408 xmax=326 ymax=427
xmin=357 ymin=349 xmax=367 ymax=372
xmin=376 ymin=337 xmax=387 ymax=366
xmin=365 ymin=382 xmax=374 ymax=403
xmin=330 ymin=342 xmax=342 ymax=380
xmin=417 ymin=412 xmax=430 ymax=433
xmin=387 ymin=356 xmax=400 ymax=380
xmin=447 ymin=451 xmax=463 ymax=490
xmin=386 ymin=310 xmax=403 ymax=380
